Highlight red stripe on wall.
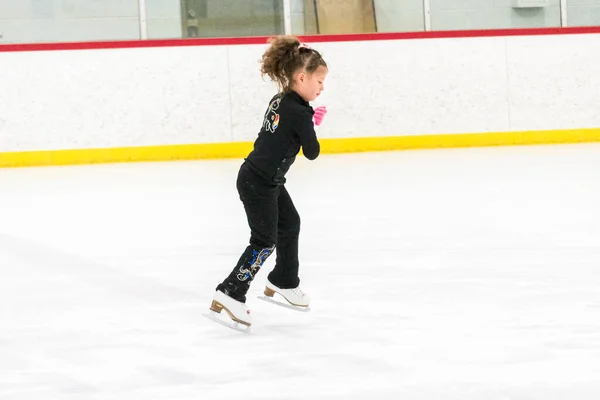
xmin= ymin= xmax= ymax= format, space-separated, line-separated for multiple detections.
xmin=1 ymin=26 xmax=600 ymax=53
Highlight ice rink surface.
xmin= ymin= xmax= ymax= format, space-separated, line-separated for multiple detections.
xmin=1 ymin=143 xmax=600 ymax=400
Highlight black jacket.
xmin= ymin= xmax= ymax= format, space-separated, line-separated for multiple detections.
xmin=244 ymin=90 xmax=320 ymax=185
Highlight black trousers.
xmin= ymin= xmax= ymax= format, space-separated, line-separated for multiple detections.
xmin=216 ymin=162 xmax=301 ymax=302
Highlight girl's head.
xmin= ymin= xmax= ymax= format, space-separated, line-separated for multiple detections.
xmin=260 ymin=36 xmax=328 ymax=102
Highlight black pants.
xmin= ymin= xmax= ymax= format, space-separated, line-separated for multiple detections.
xmin=216 ymin=162 xmax=301 ymax=302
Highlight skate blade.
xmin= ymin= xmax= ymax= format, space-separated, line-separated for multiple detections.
xmin=257 ymin=295 xmax=311 ymax=312
xmin=203 ymin=311 xmax=252 ymax=333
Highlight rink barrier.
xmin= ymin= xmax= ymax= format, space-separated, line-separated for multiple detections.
xmin=2 ymin=127 xmax=599 ymax=168
xmin=3 ymin=27 xmax=600 ymax=168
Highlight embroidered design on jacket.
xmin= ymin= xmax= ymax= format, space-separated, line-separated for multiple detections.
xmin=263 ymin=97 xmax=281 ymax=133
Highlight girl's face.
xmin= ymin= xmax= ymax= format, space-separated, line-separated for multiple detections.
xmin=293 ymin=65 xmax=328 ymax=102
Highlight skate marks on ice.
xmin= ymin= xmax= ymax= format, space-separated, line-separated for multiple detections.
xmin=249 ymin=382 xmax=600 ymax=400
xmin=0 ymin=232 xmax=198 ymax=306
xmin=0 ymin=231 xmax=221 ymax=396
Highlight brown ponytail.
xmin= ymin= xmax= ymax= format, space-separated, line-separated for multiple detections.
xmin=259 ymin=35 xmax=327 ymax=93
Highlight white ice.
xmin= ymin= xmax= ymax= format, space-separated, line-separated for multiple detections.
xmin=1 ymin=143 xmax=600 ymax=400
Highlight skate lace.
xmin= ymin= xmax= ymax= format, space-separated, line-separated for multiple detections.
xmin=291 ymin=287 xmax=305 ymax=297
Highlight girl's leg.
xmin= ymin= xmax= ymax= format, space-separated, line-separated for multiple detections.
xmin=267 ymin=185 xmax=301 ymax=289
xmin=215 ymin=164 xmax=279 ymax=302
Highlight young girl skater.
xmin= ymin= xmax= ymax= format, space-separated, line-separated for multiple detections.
xmin=207 ymin=36 xmax=328 ymax=331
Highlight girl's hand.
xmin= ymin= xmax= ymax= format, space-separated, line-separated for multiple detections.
xmin=312 ymin=106 xmax=327 ymax=127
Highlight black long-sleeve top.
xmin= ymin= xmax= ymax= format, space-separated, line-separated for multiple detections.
xmin=244 ymin=90 xmax=320 ymax=185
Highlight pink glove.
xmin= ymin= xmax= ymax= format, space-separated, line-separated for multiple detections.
xmin=312 ymin=106 xmax=327 ymax=127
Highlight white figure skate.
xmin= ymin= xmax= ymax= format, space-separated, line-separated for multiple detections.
xmin=258 ymin=280 xmax=311 ymax=312
xmin=203 ymin=290 xmax=252 ymax=333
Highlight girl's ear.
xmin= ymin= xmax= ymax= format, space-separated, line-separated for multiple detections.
xmin=296 ymin=71 xmax=306 ymax=83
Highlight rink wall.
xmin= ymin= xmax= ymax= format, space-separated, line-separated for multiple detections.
xmin=1 ymin=27 xmax=600 ymax=168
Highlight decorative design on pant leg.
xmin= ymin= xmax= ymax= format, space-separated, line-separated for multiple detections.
xmin=237 ymin=245 xmax=275 ymax=284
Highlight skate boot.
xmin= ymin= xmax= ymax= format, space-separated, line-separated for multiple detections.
xmin=204 ymin=290 xmax=252 ymax=333
xmin=258 ymin=280 xmax=311 ymax=312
